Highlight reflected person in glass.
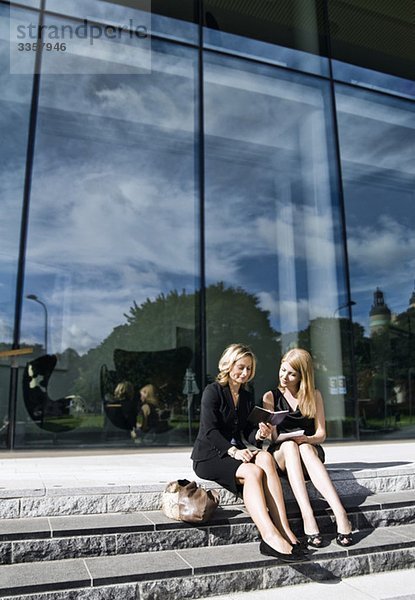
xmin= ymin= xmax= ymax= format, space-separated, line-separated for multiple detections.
xmin=191 ymin=343 xmax=307 ymax=562
xmin=113 ymin=380 xmax=136 ymax=432
xmin=132 ymin=384 xmax=169 ymax=442
xmin=258 ymin=348 xmax=354 ymax=548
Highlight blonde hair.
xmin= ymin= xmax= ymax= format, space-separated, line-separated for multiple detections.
xmin=216 ymin=343 xmax=256 ymax=387
xmin=279 ymin=348 xmax=316 ymax=418
xmin=140 ymin=384 xmax=159 ymax=406
xmin=114 ymin=380 xmax=134 ymax=401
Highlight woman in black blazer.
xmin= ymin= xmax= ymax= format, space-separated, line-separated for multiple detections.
xmin=191 ymin=343 xmax=306 ymax=563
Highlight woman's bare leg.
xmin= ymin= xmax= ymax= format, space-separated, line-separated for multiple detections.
xmin=274 ymin=441 xmax=319 ymax=536
xmin=236 ymin=462 xmax=293 ymax=554
xmin=254 ymin=450 xmax=298 ymax=544
xmin=299 ymin=444 xmax=351 ymax=533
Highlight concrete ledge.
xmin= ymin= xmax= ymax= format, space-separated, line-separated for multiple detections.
xmin=1 ymin=465 xmax=414 ymax=519
xmin=0 ymin=558 xmax=91 ymax=597
xmin=0 ymin=526 xmax=414 ymax=599
xmin=1 ymin=491 xmax=414 ymax=540
xmin=0 ymin=445 xmax=414 ymax=518
xmin=1 ymin=463 xmax=414 ymax=500
xmin=0 ymin=491 xmax=414 ymax=565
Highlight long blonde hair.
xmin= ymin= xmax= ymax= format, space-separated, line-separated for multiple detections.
xmin=114 ymin=380 xmax=134 ymax=402
xmin=140 ymin=384 xmax=159 ymax=406
xmin=279 ymin=348 xmax=316 ymax=418
xmin=216 ymin=343 xmax=256 ymax=387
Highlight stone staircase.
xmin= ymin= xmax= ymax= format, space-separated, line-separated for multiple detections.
xmin=0 ymin=458 xmax=414 ymax=599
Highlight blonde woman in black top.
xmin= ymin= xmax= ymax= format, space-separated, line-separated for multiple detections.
xmin=192 ymin=344 xmax=307 ymax=563
xmin=258 ymin=348 xmax=353 ymax=548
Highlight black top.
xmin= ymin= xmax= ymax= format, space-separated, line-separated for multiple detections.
xmin=140 ymin=403 xmax=159 ymax=432
xmin=271 ymin=389 xmax=316 ymax=436
xmin=191 ymin=381 xmax=257 ymax=462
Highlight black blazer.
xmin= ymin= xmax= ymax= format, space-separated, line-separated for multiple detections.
xmin=191 ymin=381 xmax=257 ymax=462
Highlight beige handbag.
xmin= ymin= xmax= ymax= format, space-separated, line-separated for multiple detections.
xmin=161 ymin=479 xmax=219 ymax=523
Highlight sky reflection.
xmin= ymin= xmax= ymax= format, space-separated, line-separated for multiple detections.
xmin=2 ymin=4 xmax=414 ymax=356
xmin=337 ymin=85 xmax=415 ymax=329
xmin=20 ymin=40 xmax=198 ymax=354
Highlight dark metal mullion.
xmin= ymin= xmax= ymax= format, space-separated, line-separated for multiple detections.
xmin=197 ymin=0 xmax=207 ymax=394
xmin=322 ymin=0 xmax=359 ymax=441
xmin=8 ymin=0 xmax=46 ymax=449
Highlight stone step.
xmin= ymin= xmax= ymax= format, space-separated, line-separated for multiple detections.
xmin=0 ymin=491 xmax=414 ymax=565
xmin=0 ymin=523 xmax=414 ymax=599
xmin=1 ymin=460 xmax=414 ymax=519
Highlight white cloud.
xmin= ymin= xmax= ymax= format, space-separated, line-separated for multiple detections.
xmin=347 ymin=215 xmax=415 ymax=330
xmin=348 ymin=215 xmax=415 ymax=275
xmin=60 ymin=323 xmax=96 ymax=354
xmin=256 ymin=204 xmax=340 ymax=269
xmin=336 ymin=94 xmax=415 ymax=175
xmin=8 ymin=53 xmax=414 ymax=356
xmin=257 ymin=291 xmax=335 ymax=333
xmin=0 ymin=317 xmax=13 ymax=343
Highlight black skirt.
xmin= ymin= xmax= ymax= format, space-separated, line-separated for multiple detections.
xmin=193 ymin=454 xmax=243 ymax=496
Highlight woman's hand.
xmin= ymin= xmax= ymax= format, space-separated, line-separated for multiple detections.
xmin=292 ymin=434 xmax=309 ymax=444
xmin=257 ymin=422 xmax=274 ymax=440
xmin=235 ymin=448 xmax=259 ymax=463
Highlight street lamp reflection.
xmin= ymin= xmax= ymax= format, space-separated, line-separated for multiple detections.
xmin=26 ymin=294 xmax=48 ymax=354
xmin=334 ymin=300 xmax=356 ymax=318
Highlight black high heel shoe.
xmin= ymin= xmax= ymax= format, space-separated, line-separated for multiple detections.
xmin=336 ymin=520 xmax=354 ymax=547
xmin=336 ymin=531 xmax=354 ymax=547
xmin=259 ymin=540 xmax=308 ymax=563
xmin=292 ymin=540 xmax=308 ymax=552
xmin=306 ymin=533 xmax=323 ymax=548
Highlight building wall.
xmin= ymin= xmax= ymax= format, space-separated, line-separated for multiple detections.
xmin=0 ymin=0 xmax=414 ymax=448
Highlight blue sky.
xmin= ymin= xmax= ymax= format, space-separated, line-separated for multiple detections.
xmin=336 ymin=86 xmax=415 ymax=329
xmin=1 ymin=5 xmax=414 ymax=354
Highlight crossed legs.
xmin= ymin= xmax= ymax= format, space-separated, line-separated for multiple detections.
xmin=236 ymin=451 xmax=295 ymax=554
xmin=254 ymin=450 xmax=298 ymax=544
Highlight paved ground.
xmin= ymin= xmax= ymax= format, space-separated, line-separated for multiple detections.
xmin=0 ymin=441 xmax=414 ymax=598
xmin=210 ymin=568 xmax=415 ymax=600
xmin=0 ymin=440 xmax=414 ymax=492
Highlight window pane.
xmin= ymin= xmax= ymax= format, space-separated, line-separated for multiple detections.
xmin=11 ymin=0 xmax=40 ymax=8
xmin=45 ymin=0 xmax=198 ymax=44
xmin=204 ymin=52 xmax=353 ymax=439
xmin=0 ymin=4 xmax=35 ymax=448
xmin=336 ymin=84 xmax=415 ymax=439
xmin=11 ymin=8 xmax=151 ymax=76
xmin=328 ymin=0 xmax=414 ymax=83
xmin=204 ymin=0 xmax=329 ymax=76
xmin=331 ymin=61 xmax=415 ymax=101
xmin=17 ymin=33 xmax=199 ymax=448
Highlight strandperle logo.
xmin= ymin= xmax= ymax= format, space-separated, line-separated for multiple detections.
xmin=10 ymin=6 xmax=152 ymax=75
xmin=16 ymin=19 xmax=148 ymax=45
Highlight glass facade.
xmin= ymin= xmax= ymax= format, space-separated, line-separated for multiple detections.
xmin=1 ymin=0 xmax=413 ymax=449
xmin=0 ymin=1 xmax=37 ymax=448
xmin=204 ymin=53 xmax=351 ymax=438
xmin=336 ymin=84 xmax=415 ymax=438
